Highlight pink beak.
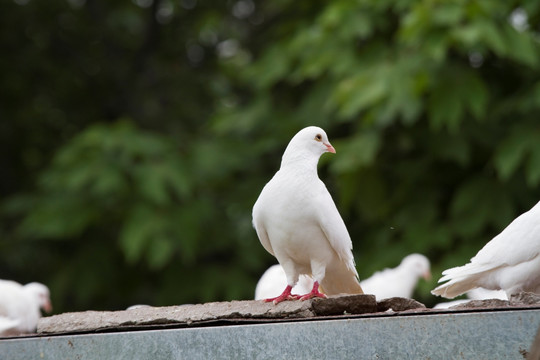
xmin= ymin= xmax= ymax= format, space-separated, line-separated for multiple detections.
xmin=325 ymin=143 xmax=336 ymax=153
xmin=423 ymin=271 xmax=432 ymax=281
xmin=43 ymin=300 xmax=53 ymax=313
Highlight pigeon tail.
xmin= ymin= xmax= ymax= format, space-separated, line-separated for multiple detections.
xmin=431 ymin=270 xmax=485 ymax=298
xmin=320 ymin=261 xmax=364 ymax=295
xmin=431 ymin=261 xmax=497 ymax=298
xmin=431 ymin=279 xmax=480 ymax=298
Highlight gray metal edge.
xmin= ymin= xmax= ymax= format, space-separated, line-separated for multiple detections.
xmin=1 ymin=309 xmax=539 ymax=360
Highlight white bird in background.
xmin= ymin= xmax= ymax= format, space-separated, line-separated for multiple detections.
xmin=255 ymin=264 xmax=313 ymax=300
xmin=252 ymin=126 xmax=363 ymax=304
xmin=432 ymin=200 xmax=540 ymax=299
xmin=0 ymin=280 xmax=52 ymax=335
xmin=360 ymin=253 xmax=431 ymax=300
xmin=255 ymin=254 xmax=431 ymax=302
xmin=0 ymin=318 xmax=20 ymax=335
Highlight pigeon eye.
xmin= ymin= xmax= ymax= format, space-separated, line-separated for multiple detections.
xmin=315 ymin=134 xmax=322 ymax=141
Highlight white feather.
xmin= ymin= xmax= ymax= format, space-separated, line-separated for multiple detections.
xmin=432 ymin=200 xmax=540 ymax=298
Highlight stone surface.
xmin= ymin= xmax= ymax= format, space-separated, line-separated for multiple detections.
xmin=449 ymin=299 xmax=510 ymax=310
xmin=445 ymin=291 xmax=540 ymax=310
xmin=376 ymin=297 xmax=426 ymax=312
xmin=32 ymin=292 xmax=540 ymax=336
xmin=37 ymin=294 xmax=376 ymax=334
xmin=510 ymin=292 xmax=540 ymax=305
xmin=311 ymin=294 xmax=376 ymax=315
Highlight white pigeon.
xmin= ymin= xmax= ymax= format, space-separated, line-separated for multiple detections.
xmin=432 ymin=200 xmax=540 ymax=299
xmin=0 ymin=280 xmax=52 ymax=335
xmin=255 ymin=264 xmax=314 ymax=300
xmin=360 ymin=253 xmax=431 ymax=300
xmin=252 ymin=126 xmax=363 ymax=304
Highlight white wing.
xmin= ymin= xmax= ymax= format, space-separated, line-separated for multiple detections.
xmin=314 ymin=182 xmax=358 ymax=277
xmin=440 ymin=202 xmax=540 ymax=281
xmin=433 ymin=201 xmax=540 ymax=298
xmin=252 ymin=189 xmax=275 ymax=257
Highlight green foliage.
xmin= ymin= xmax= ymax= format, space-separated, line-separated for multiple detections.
xmin=1 ymin=0 xmax=540 ymax=312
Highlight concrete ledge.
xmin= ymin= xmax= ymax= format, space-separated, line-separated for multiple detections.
xmin=2 ymin=309 xmax=539 ymax=359
xmin=36 ymin=294 xmax=380 ymax=334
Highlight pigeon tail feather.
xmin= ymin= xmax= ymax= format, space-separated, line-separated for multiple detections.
xmin=431 ymin=265 xmax=488 ymax=298
xmin=320 ymin=261 xmax=364 ymax=295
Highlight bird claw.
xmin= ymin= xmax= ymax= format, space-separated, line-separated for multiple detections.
xmin=265 ymin=293 xmax=301 ymax=304
xmin=263 ymin=283 xmax=326 ymax=304
xmin=298 ymin=291 xmax=327 ymax=301
xmin=298 ymin=281 xmax=327 ymax=301
xmin=263 ymin=285 xmax=300 ymax=304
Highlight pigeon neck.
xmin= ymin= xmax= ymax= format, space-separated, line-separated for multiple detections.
xmin=280 ymin=149 xmax=321 ymax=173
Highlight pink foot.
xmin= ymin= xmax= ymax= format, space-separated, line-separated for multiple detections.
xmin=264 ymin=285 xmax=301 ymax=304
xmin=298 ymin=281 xmax=327 ymax=301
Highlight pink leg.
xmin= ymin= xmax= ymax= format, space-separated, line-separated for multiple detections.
xmin=264 ymin=285 xmax=301 ymax=304
xmin=299 ymin=281 xmax=327 ymax=301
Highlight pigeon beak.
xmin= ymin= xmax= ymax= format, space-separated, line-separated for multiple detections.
xmin=324 ymin=143 xmax=336 ymax=153
xmin=43 ymin=300 xmax=53 ymax=313
xmin=423 ymin=271 xmax=432 ymax=281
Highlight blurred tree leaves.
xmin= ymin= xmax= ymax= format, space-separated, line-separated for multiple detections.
xmin=1 ymin=0 xmax=540 ymax=311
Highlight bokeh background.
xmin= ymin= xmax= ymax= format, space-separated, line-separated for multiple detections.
xmin=1 ymin=0 xmax=540 ymax=312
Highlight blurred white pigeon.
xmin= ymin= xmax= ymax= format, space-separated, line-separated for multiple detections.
xmin=255 ymin=264 xmax=313 ymax=300
xmin=252 ymin=126 xmax=363 ymax=304
xmin=360 ymin=253 xmax=431 ymax=300
xmin=0 ymin=318 xmax=20 ymax=335
xmin=432 ymin=200 xmax=540 ymax=299
xmin=0 ymin=280 xmax=52 ymax=335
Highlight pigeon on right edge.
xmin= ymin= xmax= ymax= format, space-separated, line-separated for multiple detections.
xmin=432 ymin=200 xmax=540 ymax=299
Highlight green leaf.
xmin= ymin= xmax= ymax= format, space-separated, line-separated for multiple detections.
xmin=330 ymin=131 xmax=381 ymax=173
xmin=494 ymin=126 xmax=535 ymax=180
xmin=526 ymin=144 xmax=540 ymax=186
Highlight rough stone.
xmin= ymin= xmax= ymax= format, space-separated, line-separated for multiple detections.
xmin=37 ymin=295 xmax=375 ymax=335
xmin=311 ymin=294 xmax=376 ymax=315
xmin=376 ymin=297 xmax=426 ymax=312
xmin=446 ymin=291 xmax=540 ymax=310
xmin=510 ymin=292 xmax=540 ymax=305
xmin=33 ymin=292 xmax=540 ymax=336
xmin=449 ymin=299 xmax=511 ymax=310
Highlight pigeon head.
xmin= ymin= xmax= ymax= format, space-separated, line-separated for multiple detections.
xmin=401 ymin=254 xmax=431 ymax=281
xmin=281 ymin=126 xmax=335 ymax=168
xmin=24 ymin=282 xmax=53 ymax=313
